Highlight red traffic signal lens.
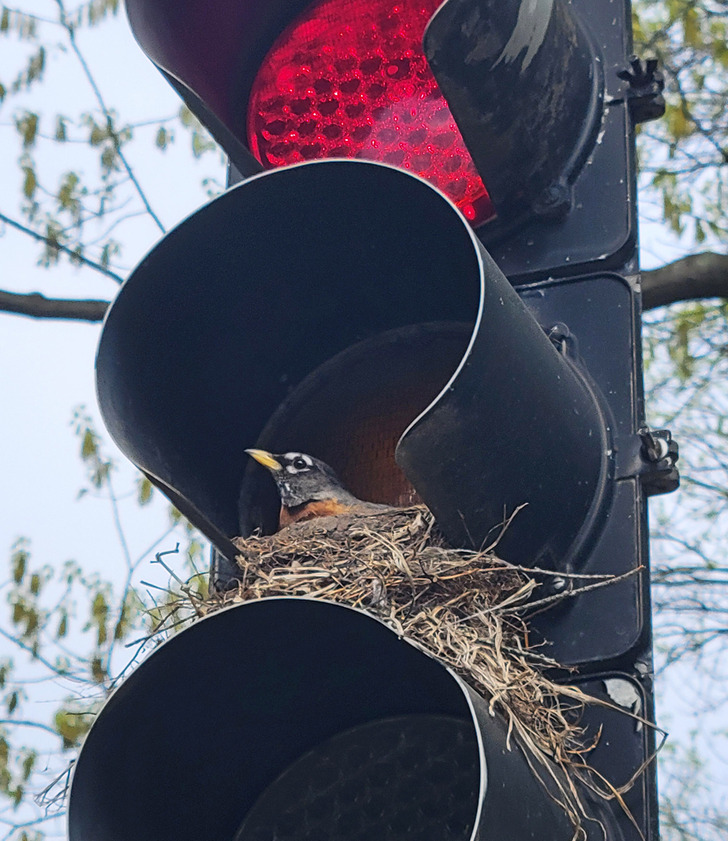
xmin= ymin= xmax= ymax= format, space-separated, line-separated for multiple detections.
xmin=247 ymin=0 xmax=495 ymax=226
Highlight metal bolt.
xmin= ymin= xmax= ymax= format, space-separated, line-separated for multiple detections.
xmin=547 ymin=322 xmax=573 ymax=356
xmin=533 ymin=180 xmax=572 ymax=218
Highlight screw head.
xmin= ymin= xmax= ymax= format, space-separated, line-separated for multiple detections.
xmin=533 ymin=181 xmax=572 ymax=218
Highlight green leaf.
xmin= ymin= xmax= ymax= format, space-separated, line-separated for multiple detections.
xmin=138 ymin=476 xmax=153 ymax=506
xmin=57 ymin=610 xmax=68 ymax=638
xmin=92 ymin=461 xmax=111 ymax=488
xmin=57 ymin=171 xmax=83 ymax=222
xmin=87 ymin=0 xmax=120 ymax=26
xmin=101 ymin=145 xmax=117 ymax=171
xmin=24 ymin=608 xmax=38 ymax=638
xmin=21 ymin=165 xmax=36 ymax=200
xmin=16 ymin=111 xmax=38 ymax=147
xmin=664 ymin=103 xmax=693 ymax=140
xmin=11 ymin=546 xmax=27 ymax=584
xmin=189 ymin=572 xmax=208 ymax=600
xmin=187 ymin=539 xmax=203 ymax=564
xmin=58 ymin=171 xmax=80 ymax=205
xmin=179 ymin=104 xmax=196 ymax=127
xmin=191 ymin=131 xmax=215 ymax=158
xmin=25 ymin=46 xmax=45 ymax=85
xmin=54 ymin=709 xmax=94 ymax=749
xmin=55 ymin=115 xmax=67 ymax=141
xmin=11 ymin=783 xmax=22 ymax=806
xmin=683 ymin=7 xmax=700 ymax=47
xmin=155 ymin=126 xmax=169 ymax=149
xmin=7 ymin=691 xmax=18 ymax=714
xmin=92 ymin=592 xmax=109 ymax=645
xmin=89 ymin=122 xmax=106 ymax=146
xmin=91 ymin=592 xmax=108 ymax=621
xmin=91 ymin=656 xmax=106 ymax=683
xmin=81 ymin=428 xmax=97 ymax=460
xmin=100 ymin=240 xmax=120 ymax=268
xmin=29 ymin=573 xmax=40 ymax=596
xmin=21 ymin=751 xmax=35 ymax=781
xmin=11 ymin=601 xmax=24 ymax=625
xmin=630 ymin=8 xmax=644 ymax=44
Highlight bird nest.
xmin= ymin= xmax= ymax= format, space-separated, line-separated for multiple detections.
xmin=200 ymin=505 xmax=645 ymax=838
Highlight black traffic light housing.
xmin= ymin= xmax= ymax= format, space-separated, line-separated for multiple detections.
xmin=77 ymin=1 xmax=677 ymax=840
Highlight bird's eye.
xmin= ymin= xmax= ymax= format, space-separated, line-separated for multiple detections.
xmin=292 ymin=457 xmax=308 ymax=470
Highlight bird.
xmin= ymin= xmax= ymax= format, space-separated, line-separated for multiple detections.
xmin=245 ymin=448 xmax=394 ymax=529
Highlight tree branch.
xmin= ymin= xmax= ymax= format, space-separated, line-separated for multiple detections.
xmin=0 ymin=211 xmax=124 ymax=283
xmin=0 ymin=719 xmax=60 ymax=737
xmin=0 ymin=289 xmax=108 ymax=321
xmin=642 ymin=252 xmax=728 ymax=309
xmin=55 ymin=0 xmax=166 ymax=234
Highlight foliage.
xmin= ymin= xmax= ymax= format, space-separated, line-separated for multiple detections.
xmin=644 ymin=301 xmax=728 ymax=665
xmin=1 ymin=412 xmax=206 ymax=838
xmin=633 ymin=0 xmax=728 ymax=245
xmin=0 ymin=0 xmax=223 ymax=286
xmin=643 ymin=298 xmax=728 ymax=841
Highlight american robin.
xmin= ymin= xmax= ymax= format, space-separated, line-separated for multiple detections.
xmin=245 ymin=449 xmax=393 ymax=529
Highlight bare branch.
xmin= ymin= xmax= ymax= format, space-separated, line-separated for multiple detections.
xmin=54 ymin=0 xmax=166 ymax=234
xmin=0 ymin=289 xmax=108 ymax=321
xmin=643 ymin=252 xmax=728 ymax=309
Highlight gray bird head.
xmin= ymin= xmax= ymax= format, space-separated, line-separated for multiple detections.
xmin=245 ymin=449 xmax=357 ymax=508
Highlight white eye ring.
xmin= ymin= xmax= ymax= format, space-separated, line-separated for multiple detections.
xmin=284 ymin=453 xmax=312 ymax=472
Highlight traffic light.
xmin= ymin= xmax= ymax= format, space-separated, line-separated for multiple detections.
xmin=71 ymin=1 xmax=677 ymax=840
xmin=123 ymin=0 xmax=643 ymax=277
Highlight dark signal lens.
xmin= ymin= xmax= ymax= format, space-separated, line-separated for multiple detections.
xmin=247 ymin=0 xmax=495 ymax=226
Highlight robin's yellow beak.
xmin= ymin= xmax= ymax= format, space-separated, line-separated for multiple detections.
xmin=245 ymin=449 xmax=283 ymax=472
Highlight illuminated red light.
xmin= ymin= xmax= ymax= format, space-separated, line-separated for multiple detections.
xmin=247 ymin=0 xmax=495 ymax=226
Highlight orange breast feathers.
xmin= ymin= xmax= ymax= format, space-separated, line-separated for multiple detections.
xmin=278 ymin=498 xmax=354 ymax=528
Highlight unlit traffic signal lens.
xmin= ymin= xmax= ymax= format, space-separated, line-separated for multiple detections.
xmin=247 ymin=0 xmax=495 ymax=226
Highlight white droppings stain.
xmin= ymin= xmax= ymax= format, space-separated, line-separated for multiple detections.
xmin=493 ymin=0 xmax=554 ymax=72
xmin=604 ymin=678 xmax=643 ymax=731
